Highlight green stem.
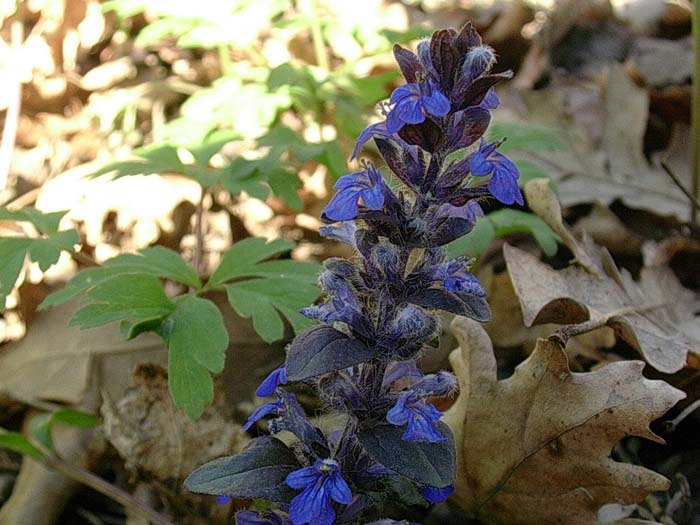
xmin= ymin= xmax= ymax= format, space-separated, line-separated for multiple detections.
xmin=692 ymin=0 xmax=700 ymax=226
xmin=304 ymin=0 xmax=329 ymax=72
xmin=193 ymin=188 xmax=206 ymax=277
xmin=218 ymin=45 xmax=232 ymax=76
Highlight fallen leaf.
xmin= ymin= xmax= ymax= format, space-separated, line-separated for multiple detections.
xmin=443 ymin=316 xmax=684 ymax=525
xmin=0 ymin=300 xmax=165 ymax=405
xmin=504 ymin=244 xmax=697 ymax=373
xmin=510 ymin=66 xmax=692 ymax=222
xmin=102 ymin=364 xmax=248 ymax=480
xmin=505 ymin=180 xmax=699 ymax=374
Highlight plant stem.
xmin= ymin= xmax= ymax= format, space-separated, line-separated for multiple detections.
xmin=304 ymin=0 xmax=329 ymax=72
xmin=692 ymin=0 xmax=700 ymax=226
xmin=193 ymin=188 xmax=206 ymax=276
xmin=42 ymin=454 xmax=173 ymax=525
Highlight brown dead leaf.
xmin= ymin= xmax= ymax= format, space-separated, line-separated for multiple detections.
xmin=102 ymin=364 xmax=248 ymax=480
xmin=507 ymin=179 xmax=699 ymax=374
xmin=443 ymin=317 xmax=684 ymax=525
xmin=504 ymin=243 xmax=697 ymax=373
xmin=514 ymin=66 xmax=692 ymax=222
xmin=0 ymin=300 xmax=165 ymax=405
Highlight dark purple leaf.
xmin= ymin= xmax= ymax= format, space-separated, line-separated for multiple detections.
xmin=286 ymin=325 xmax=379 ymax=381
xmin=407 ymin=288 xmax=491 ymax=322
xmin=184 ymin=436 xmax=300 ymax=503
xmin=393 ymin=44 xmax=423 ymax=83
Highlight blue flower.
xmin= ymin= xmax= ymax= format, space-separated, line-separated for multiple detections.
xmin=386 ymin=390 xmax=447 ymax=443
xmin=286 ymin=459 xmax=353 ymax=525
xmin=386 ymin=81 xmax=450 ymax=134
xmin=479 ymin=88 xmax=500 ymax=110
xmin=243 ymin=398 xmax=284 ymax=431
xmin=216 ymin=495 xmax=232 ymax=505
xmin=469 ymin=139 xmax=524 ymax=205
xmin=236 ymin=510 xmax=291 ymax=525
xmin=318 ymin=222 xmax=357 ymax=246
xmin=421 ymin=485 xmax=454 ymax=503
xmin=429 ymin=259 xmax=486 ymax=296
xmin=256 ymin=365 xmax=287 ymax=397
xmin=323 ymin=164 xmax=385 ymax=221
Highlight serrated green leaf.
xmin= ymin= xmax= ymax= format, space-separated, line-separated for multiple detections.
xmin=39 ymin=266 xmax=130 ymax=309
xmin=106 ymin=246 xmax=201 ymax=288
xmin=208 ymin=237 xmax=296 ymax=287
xmin=268 ymin=168 xmax=303 ymax=211
xmin=189 ymin=129 xmax=240 ymax=165
xmin=164 ymin=295 xmax=228 ymax=418
xmin=226 ymin=277 xmax=319 ymax=343
xmin=28 ymin=229 xmax=80 ymax=271
xmin=70 ymin=274 xmax=175 ymax=329
xmin=0 ymin=208 xmax=68 ymax=234
xmin=0 ymin=429 xmax=42 ymax=459
xmin=0 ymin=237 xmax=31 ymax=308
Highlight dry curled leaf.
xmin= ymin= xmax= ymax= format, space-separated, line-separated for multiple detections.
xmin=443 ymin=317 xmax=684 ymax=525
xmin=504 ymin=244 xmax=698 ymax=374
xmin=507 ymin=179 xmax=699 ymax=374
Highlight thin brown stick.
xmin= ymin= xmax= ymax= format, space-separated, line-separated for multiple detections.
xmin=42 ymin=453 xmax=174 ymax=525
xmin=660 ymin=162 xmax=700 ymax=209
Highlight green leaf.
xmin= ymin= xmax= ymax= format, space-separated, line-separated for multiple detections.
xmin=39 ymin=266 xmax=130 ymax=309
xmin=226 ymin=277 xmax=319 ymax=343
xmin=445 ymin=210 xmax=559 ymax=259
xmin=0 ymin=237 xmax=31 ymax=308
xmin=51 ymin=408 xmax=101 ymax=428
xmin=189 ymin=129 xmax=240 ymax=166
xmin=105 ymin=246 xmax=201 ymax=288
xmin=28 ymin=229 xmax=80 ymax=271
xmin=208 ymin=237 xmax=296 ymax=287
xmin=164 ymin=295 xmax=229 ymax=418
xmin=0 ymin=429 xmax=42 ymax=459
xmin=488 ymin=209 xmax=559 ymax=257
xmin=445 ymin=218 xmax=496 ymax=260
xmin=0 ymin=208 xmax=68 ymax=234
xmin=268 ymin=168 xmax=303 ymax=211
xmin=28 ymin=408 xmax=101 ymax=452
xmin=317 ymin=140 xmax=347 ymax=179
xmin=488 ymin=122 xmax=565 ymax=153
xmin=70 ymin=274 xmax=175 ymax=329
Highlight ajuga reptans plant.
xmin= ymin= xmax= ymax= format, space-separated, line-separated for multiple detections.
xmin=186 ymin=23 xmax=522 ymax=525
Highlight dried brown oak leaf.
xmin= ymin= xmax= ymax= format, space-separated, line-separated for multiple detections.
xmin=504 ymin=243 xmax=698 ymax=374
xmin=443 ymin=317 xmax=684 ymax=525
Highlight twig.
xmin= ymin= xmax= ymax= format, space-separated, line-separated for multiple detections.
xmin=660 ymin=161 xmax=700 ymax=209
xmin=193 ymin=188 xmax=206 ymax=276
xmin=42 ymin=453 xmax=174 ymax=525
xmin=300 ymin=0 xmax=329 ymax=72
xmin=70 ymin=250 xmax=99 ymax=268
xmin=692 ymin=0 xmax=700 ymax=226
xmin=549 ymin=303 xmax=667 ymax=346
xmin=664 ymin=396 xmax=700 ymax=432
xmin=0 ymin=6 xmax=24 ymax=194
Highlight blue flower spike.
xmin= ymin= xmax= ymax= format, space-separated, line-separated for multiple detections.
xmin=286 ymin=459 xmax=353 ymax=525
xmin=185 ymin=23 xmax=525 ymax=525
